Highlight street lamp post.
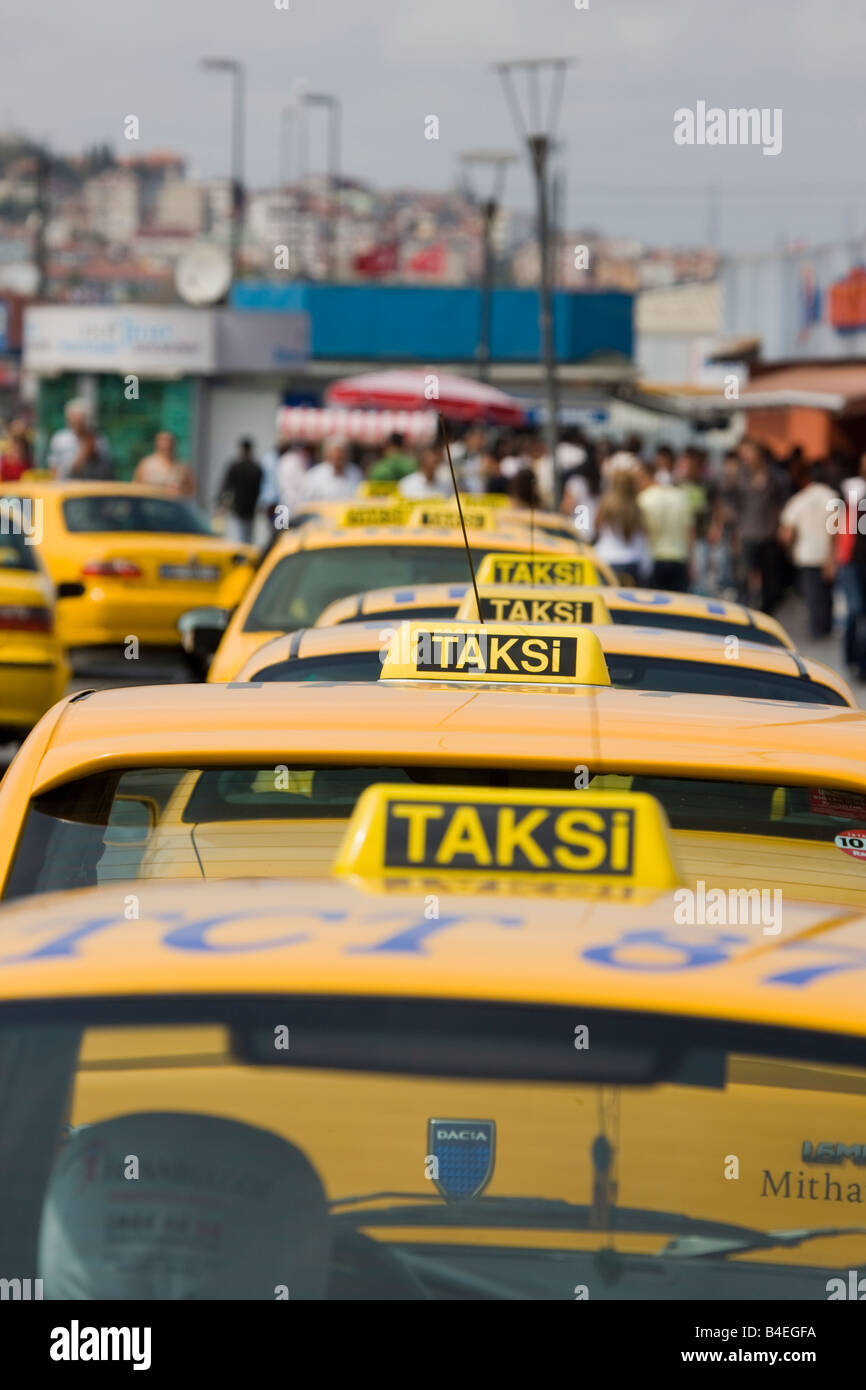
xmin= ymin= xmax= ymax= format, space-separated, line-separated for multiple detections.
xmin=302 ymin=92 xmax=341 ymax=281
xmin=495 ymin=58 xmax=572 ymax=496
xmin=201 ymin=57 xmax=245 ymax=290
xmin=460 ymin=151 xmax=515 ymax=384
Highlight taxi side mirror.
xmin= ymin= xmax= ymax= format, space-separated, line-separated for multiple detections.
xmin=56 ymin=581 xmax=86 ymax=599
xmin=177 ymin=606 xmax=232 ymax=679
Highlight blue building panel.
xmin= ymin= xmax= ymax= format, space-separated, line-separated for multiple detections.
xmin=230 ymin=283 xmax=632 ymax=364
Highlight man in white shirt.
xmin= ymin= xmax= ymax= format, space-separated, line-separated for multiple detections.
xmin=778 ymin=463 xmax=838 ymax=638
xmin=46 ymin=397 xmax=113 ymax=479
xmin=397 ymin=446 xmax=451 ymax=500
xmin=299 ymin=438 xmax=362 ymax=503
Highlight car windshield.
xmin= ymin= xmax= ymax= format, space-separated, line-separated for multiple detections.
xmin=6 ymin=764 xmax=866 ymax=904
xmin=1 ymin=1001 xmax=863 ymax=1299
xmin=252 ymin=649 xmax=846 ymax=705
xmin=62 ymin=495 xmax=214 ymax=536
xmin=244 ymin=546 xmax=491 ymax=630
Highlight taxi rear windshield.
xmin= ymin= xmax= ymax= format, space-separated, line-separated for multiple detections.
xmin=252 ymin=650 xmax=846 ymax=705
xmin=4 ymin=1008 xmax=865 ymax=1300
xmin=613 ymin=609 xmax=787 ymax=647
xmin=6 ymin=765 xmax=866 ymax=901
xmin=0 ymin=524 xmax=38 ymax=572
xmin=244 ymin=546 xmax=492 ymax=631
xmin=62 ymin=495 xmax=213 ymax=536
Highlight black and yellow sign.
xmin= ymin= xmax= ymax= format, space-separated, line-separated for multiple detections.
xmin=408 ymin=503 xmax=492 ymax=531
xmin=475 ymin=553 xmax=604 ymax=587
xmin=334 ymin=784 xmax=681 ymax=889
xmin=339 ymin=502 xmax=409 ymax=527
xmin=357 ymin=479 xmax=399 ymax=497
xmin=457 ymin=589 xmax=610 ymax=625
xmin=379 ymin=621 xmax=611 ymax=685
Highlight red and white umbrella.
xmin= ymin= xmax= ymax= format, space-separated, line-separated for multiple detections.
xmin=276 ymin=406 xmax=438 ymax=447
xmin=325 ymin=368 xmax=528 ymax=426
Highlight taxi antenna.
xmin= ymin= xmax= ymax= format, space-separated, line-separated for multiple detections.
xmin=439 ymin=412 xmax=485 ymax=624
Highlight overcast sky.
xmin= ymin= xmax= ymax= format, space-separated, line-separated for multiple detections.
xmin=3 ymin=0 xmax=866 ymax=252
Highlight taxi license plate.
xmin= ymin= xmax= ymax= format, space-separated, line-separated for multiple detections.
xmin=159 ymin=563 xmax=220 ymax=582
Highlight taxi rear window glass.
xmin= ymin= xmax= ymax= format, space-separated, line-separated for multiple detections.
xmin=254 ymin=650 xmax=846 ymax=705
xmin=0 ymin=518 xmax=38 ymax=571
xmin=4 ymin=1012 xmax=866 ymax=1300
xmin=612 ymin=609 xmax=787 ymax=648
xmin=244 ymin=547 xmax=491 ymax=631
xmin=6 ymin=766 xmax=866 ymax=903
xmin=604 ymin=654 xmax=846 ymax=705
xmin=62 ymin=495 xmax=213 ymax=536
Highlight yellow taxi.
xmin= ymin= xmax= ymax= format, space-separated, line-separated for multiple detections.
xmin=236 ymin=616 xmax=854 ymax=705
xmin=200 ymin=525 xmax=581 ymax=682
xmin=1 ymin=479 xmax=257 ymax=659
xmin=3 ymin=645 xmax=866 ymax=905
xmin=1 ymin=781 xmax=866 ymax=1300
xmin=0 ymin=519 xmax=68 ymax=737
xmin=316 ymin=582 xmax=796 ymax=649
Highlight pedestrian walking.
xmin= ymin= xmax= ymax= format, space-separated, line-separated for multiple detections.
xmin=218 ymin=437 xmax=263 ymax=544
xmin=46 ymin=398 xmax=113 ymax=480
xmin=778 ymin=462 xmax=838 ymax=639
xmin=367 ymin=432 xmax=417 ymax=484
xmin=0 ymin=417 xmax=33 ymax=481
xmin=397 ymin=445 xmax=450 ymax=500
xmin=738 ymin=439 xmax=787 ymax=613
xmin=593 ymin=468 xmax=652 ymax=584
xmin=134 ymin=431 xmax=195 ymax=498
xmin=299 ymin=438 xmax=362 ymax=502
xmin=637 ymin=456 xmax=693 ymax=591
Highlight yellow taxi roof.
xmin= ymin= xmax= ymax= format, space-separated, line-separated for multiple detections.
xmin=238 ymin=617 xmax=852 ymax=703
xmin=24 ymin=681 xmax=866 ymax=795
xmin=316 ymin=581 xmax=795 ymax=648
xmin=0 ymin=875 xmax=864 ymax=1041
xmin=4 ymin=478 xmax=180 ymax=502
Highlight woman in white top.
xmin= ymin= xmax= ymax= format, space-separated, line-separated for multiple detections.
xmin=593 ymin=468 xmax=652 ymax=584
xmin=134 ymin=431 xmax=195 ymax=498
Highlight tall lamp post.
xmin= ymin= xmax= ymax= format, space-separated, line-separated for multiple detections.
xmin=302 ymin=91 xmax=341 ymax=281
xmin=459 ymin=150 xmax=515 ymax=383
xmin=201 ymin=57 xmax=245 ymax=290
xmin=495 ymin=58 xmax=572 ymax=493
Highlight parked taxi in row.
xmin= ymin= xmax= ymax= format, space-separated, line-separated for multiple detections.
xmin=1 ymin=478 xmax=257 ymax=663
xmin=315 ymin=581 xmax=797 ymax=650
xmin=0 ymin=519 xmax=68 ymax=738
xmin=195 ymin=526 xmax=585 ymax=682
xmin=236 ymin=616 xmax=854 ymax=705
xmin=1 ymin=782 xmax=865 ymax=1300
xmin=2 ymin=628 xmax=865 ymax=906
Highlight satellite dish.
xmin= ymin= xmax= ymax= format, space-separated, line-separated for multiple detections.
xmin=175 ymin=243 xmax=232 ymax=306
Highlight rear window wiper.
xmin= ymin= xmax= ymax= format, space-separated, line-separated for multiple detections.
xmin=330 ymin=1193 xmax=788 ymax=1244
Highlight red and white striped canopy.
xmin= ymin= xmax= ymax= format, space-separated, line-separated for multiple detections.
xmin=276 ymin=406 xmax=438 ymax=447
xmin=325 ymin=369 xmax=528 ymax=426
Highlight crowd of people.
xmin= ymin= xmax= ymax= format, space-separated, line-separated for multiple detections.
xmin=6 ymin=393 xmax=866 ymax=679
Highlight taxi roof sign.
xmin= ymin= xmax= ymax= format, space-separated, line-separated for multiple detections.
xmin=334 ymin=783 xmax=681 ymax=889
xmin=457 ymin=585 xmax=612 ymax=626
xmin=379 ymin=620 xmax=611 ymax=686
xmin=408 ymin=502 xmax=494 ymax=530
xmin=337 ymin=500 xmax=410 ymax=527
xmin=475 ymin=552 xmax=606 ymax=587
xmin=357 ymin=479 xmax=399 ymax=497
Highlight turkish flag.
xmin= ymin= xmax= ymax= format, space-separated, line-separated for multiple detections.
xmin=353 ymin=242 xmax=399 ymax=277
xmin=407 ymin=242 xmax=446 ymax=275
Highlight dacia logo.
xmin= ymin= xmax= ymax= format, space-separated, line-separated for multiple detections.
xmin=428 ymin=1119 xmax=495 ymax=1200
xmin=802 ymin=1141 xmax=866 ymax=1165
